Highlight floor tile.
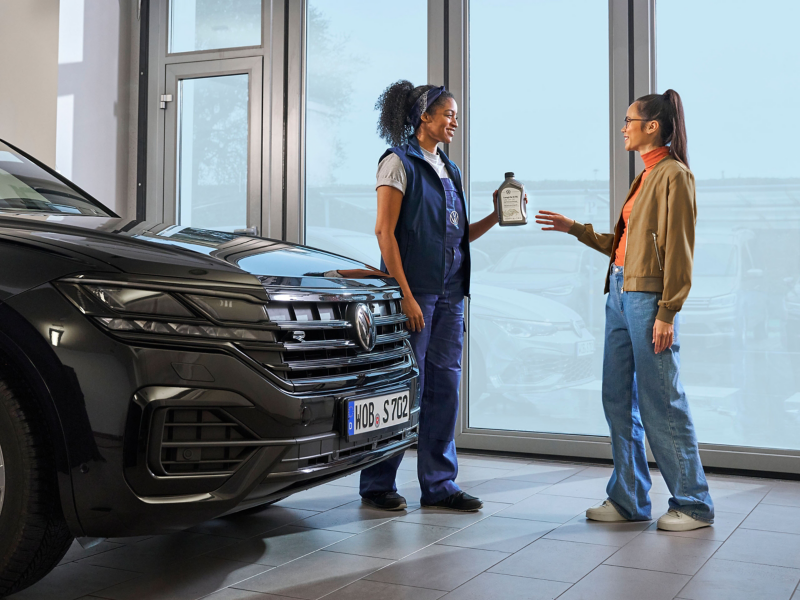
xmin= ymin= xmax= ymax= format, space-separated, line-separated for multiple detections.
xmin=714 ymin=528 xmax=800 ymax=569
xmin=296 ymin=499 xmax=403 ymax=534
xmin=440 ymin=572 xmax=570 ymax=600
xmin=233 ymin=550 xmax=391 ymax=599
xmin=544 ymin=515 xmax=650 ymax=547
xmin=603 ymin=531 xmax=721 ymax=575
xmin=643 ymin=510 xmax=747 ymax=541
xmin=189 ymin=507 xmax=319 ymax=539
xmin=92 ymin=556 xmax=270 ymax=600
xmin=537 ymin=475 xmax=608 ymax=500
xmin=706 ymin=474 xmax=774 ymax=492
xmin=7 ymin=563 xmax=136 ymax=600
xmin=59 ymin=540 xmax=124 ymax=565
xmin=456 ymin=455 xmax=531 ymax=470
xmin=678 ymin=558 xmax=800 ymax=600
xmin=274 ymin=486 xmax=357 ymax=512
xmin=499 ymin=462 xmax=587 ymax=484
xmin=209 ymin=525 xmax=352 ymax=566
xmin=493 ymin=494 xmax=599 ymax=524
xmin=394 ymin=481 xmax=424 ymax=509
xmin=323 ymin=579 xmax=446 ymax=600
xmin=708 ymin=486 xmax=769 ymax=514
xmin=201 ymin=590 xmax=291 ymax=600
xmin=489 ymin=538 xmax=616 ymax=583
xmin=740 ymin=502 xmax=800 ymax=535
xmin=463 ymin=478 xmax=550 ymax=504
xmin=437 ymin=516 xmax=555 ymax=553
xmin=79 ymin=532 xmax=236 ymax=574
xmin=326 ymin=520 xmax=458 ymax=560
xmin=575 ymin=466 xmax=614 ymax=479
xmin=454 ymin=466 xmax=507 ymax=489
xmin=762 ymin=482 xmax=800 ymax=508
xmin=557 ymin=564 xmax=689 ymax=600
xmin=366 ymin=543 xmax=509 ymax=591
xmin=395 ymin=501 xmax=509 ymax=528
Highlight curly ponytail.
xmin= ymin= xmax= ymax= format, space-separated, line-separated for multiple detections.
xmin=375 ymin=80 xmax=455 ymax=147
xmin=635 ymin=89 xmax=689 ymax=167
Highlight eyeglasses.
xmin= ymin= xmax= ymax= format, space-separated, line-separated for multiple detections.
xmin=622 ymin=117 xmax=652 ymax=130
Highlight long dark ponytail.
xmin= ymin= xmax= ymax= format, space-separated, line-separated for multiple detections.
xmin=375 ymin=80 xmax=454 ymax=147
xmin=635 ymin=89 xmax=689 ymax=167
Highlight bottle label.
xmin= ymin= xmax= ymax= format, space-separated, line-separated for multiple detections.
xmin=501 ymin=188 xmax=523 ymax=221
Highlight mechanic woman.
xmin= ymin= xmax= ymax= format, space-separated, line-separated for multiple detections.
xmin=535 ymin=90 xmax=714 ymax=531
xmin=359 ymin=81 xmax=516 ymax=512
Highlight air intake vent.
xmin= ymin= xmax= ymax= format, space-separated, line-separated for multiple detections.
xmin=154 ymin=408 xmax=260 ymax=475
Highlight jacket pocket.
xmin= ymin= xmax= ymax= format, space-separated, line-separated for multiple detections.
xmin=652 ymin=232 xmax=663 ymax=271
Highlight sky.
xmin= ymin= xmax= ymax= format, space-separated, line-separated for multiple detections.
xmin=306 ymin=0 xmax=800 ymax=187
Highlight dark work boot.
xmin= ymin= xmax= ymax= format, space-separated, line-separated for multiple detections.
xmin=422 ymin=491 xmax=483 ymax=512
xmin=361 ymin=491 xmax=408 ymax=511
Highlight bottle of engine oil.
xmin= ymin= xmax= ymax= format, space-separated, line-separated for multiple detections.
xmin=497 ymin=172 xmax=527 ymax=226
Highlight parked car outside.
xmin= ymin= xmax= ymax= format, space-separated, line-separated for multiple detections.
xmin=0 ymin=140 xmax=419 ymax=596
xmin=680 ymin=231 xmax=767 ymax=348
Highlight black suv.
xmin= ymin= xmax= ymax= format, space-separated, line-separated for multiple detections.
xmin=0 ymin=140 xmax=419 ymax=596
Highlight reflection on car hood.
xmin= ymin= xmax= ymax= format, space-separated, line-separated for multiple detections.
xmin=0 ymin=215 xmax=395 ymax=289
xmin=687 ymin=277 xmax=737 ymax=299
xmin=470 ymin=283 xmax=581 ymax=323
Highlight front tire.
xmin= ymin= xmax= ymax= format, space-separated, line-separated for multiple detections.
xmin=0 ymin=376 xmax=73 ymax=597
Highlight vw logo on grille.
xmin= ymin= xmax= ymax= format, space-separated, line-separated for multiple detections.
xmin=347 ymin=302 xmax=376 ymax=352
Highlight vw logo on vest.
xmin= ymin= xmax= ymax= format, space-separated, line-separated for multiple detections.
xmin=346 ymin=302 xmax=377 ymax=352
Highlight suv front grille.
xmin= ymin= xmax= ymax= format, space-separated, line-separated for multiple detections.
xmin=238 ymin=298 xmax=412 ymax=388
xmin=155 ymin=408 xmax=261 ymax=475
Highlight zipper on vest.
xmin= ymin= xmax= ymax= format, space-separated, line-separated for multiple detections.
xmin=652 ymin=232 xmax=663 ymax=271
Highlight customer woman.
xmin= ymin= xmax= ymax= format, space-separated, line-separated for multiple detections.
xmin=535 ymin=90 xmax=714 ymax=531
xmin=359 ymin=80 xmax=510 ymax=512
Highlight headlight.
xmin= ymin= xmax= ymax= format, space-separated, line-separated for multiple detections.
xmin=495 ymin=318 xmax=557 ymax=338
xmin=56 ymin=282 xmax=276 ymax=343
xmin=708 ymin=294 xmax=737 ymax=309
xmin=543 ymin=285 xmax=574 ymax=296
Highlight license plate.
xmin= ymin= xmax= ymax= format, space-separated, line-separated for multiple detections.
xmin=347 ymin=390 xmax=410 ymax=439
xmin=577 ymin=340 xmax=594 ymax=356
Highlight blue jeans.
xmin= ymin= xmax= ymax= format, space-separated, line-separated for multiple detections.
xmin=603 ymin=265 xmax=714 ymax=522
xmin=360 ymin=286 xmax=464 ymax=504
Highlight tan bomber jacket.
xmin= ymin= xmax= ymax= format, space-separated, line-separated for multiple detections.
xmin=567 ymin=156 xmax=697 ymax=324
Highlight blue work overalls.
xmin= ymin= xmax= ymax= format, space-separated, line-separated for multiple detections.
xmin=360 ymin=139 xmax=469 ymax=504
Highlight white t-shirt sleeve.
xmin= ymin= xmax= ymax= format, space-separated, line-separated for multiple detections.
xmin=376 ymin=153 xmax=407 ymax=194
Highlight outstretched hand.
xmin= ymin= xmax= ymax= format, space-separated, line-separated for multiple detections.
xmin=535 ymin=210 xmax=574 ymax=233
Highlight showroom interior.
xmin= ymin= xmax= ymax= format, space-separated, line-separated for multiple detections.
xmin=1 ymin=0 xmax=800 ymax=599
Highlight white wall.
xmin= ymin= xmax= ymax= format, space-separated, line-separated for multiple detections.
xmin=0 ymin=0 xmax=60 ymax=167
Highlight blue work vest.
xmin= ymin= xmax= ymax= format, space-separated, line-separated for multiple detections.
xmin=378 ymin=138 xmax=471 ymax=295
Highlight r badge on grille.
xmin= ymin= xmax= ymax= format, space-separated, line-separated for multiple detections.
xmin=346 ymin=302 xmax=377 ymax=352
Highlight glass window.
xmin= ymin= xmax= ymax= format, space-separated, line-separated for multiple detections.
xmin=304 ymin=0 xmax=427 ymax=266
xmin=468 ymin=0 xmax=609 ymax=436
xmin=657 ymin=0 xmax=800 ymax=450
xmin=169 ymin=0 xmax=261 ymax=54
xmin=176 ymin=74 xmax=249 ymax=231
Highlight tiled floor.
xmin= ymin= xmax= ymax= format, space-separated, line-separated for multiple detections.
xmin=11 ymin=451 xmax=800 ymax=600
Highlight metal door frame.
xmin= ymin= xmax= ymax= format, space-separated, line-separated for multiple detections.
xmin=162 ymin=57 xmax=263 ymax=230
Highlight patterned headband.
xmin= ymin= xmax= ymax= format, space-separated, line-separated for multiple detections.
xmin=406 ymin=86 xmax=446 ymax=130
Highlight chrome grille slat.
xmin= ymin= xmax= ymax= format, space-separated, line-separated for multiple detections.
xmin=374 ymin=314 xmax=408 ymax=326
xmin=269 ymin=345 xmax=412 ymax=371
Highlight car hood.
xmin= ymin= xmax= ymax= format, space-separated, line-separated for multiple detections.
xmin=469 ymin=283 xmax=581 ymax=323
xmin=0 ymin=215 xmax=396 ymax=290
xmin=687 ymin=277 xmax=737 ymax=299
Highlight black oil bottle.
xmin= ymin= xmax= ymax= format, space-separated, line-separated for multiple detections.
xmin=497 ymin=172 xmax=527 ymax=226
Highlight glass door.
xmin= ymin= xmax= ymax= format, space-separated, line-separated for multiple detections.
xmin=467 ymin=0 xmax=610 ymax=437
xmin=162 ymin=58 xmax=262 ymax=232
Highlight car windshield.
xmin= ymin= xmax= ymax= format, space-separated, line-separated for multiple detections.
xmin=694 ymin=243 xmax=738 ymax=277
xmin=495 ymin=249 xmax=581 ymax=274
xmin=0 ymin=143 xmax=113 ymax=217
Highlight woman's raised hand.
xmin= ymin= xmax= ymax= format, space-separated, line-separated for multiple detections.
xmin=535 ymin=210 xmax=574 ymax=233
xmin=402 ymin=295 xmax=425 ymax=332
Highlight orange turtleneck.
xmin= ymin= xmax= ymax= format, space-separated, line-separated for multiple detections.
xmin=614 ymin=145 xmax=671 ymax=267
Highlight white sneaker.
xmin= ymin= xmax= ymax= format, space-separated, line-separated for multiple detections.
xmin=586 ymin=500 xmax=627 ymax=522
xmin=657 ymin=509 xmax=711 ymax=531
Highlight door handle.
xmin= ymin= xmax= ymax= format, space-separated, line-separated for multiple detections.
xmin=233 ymin=226 xmax=259 ymax=236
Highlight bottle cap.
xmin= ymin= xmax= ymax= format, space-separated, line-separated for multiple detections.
xmin=504 ymin=172 xmax=515 ymax=178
